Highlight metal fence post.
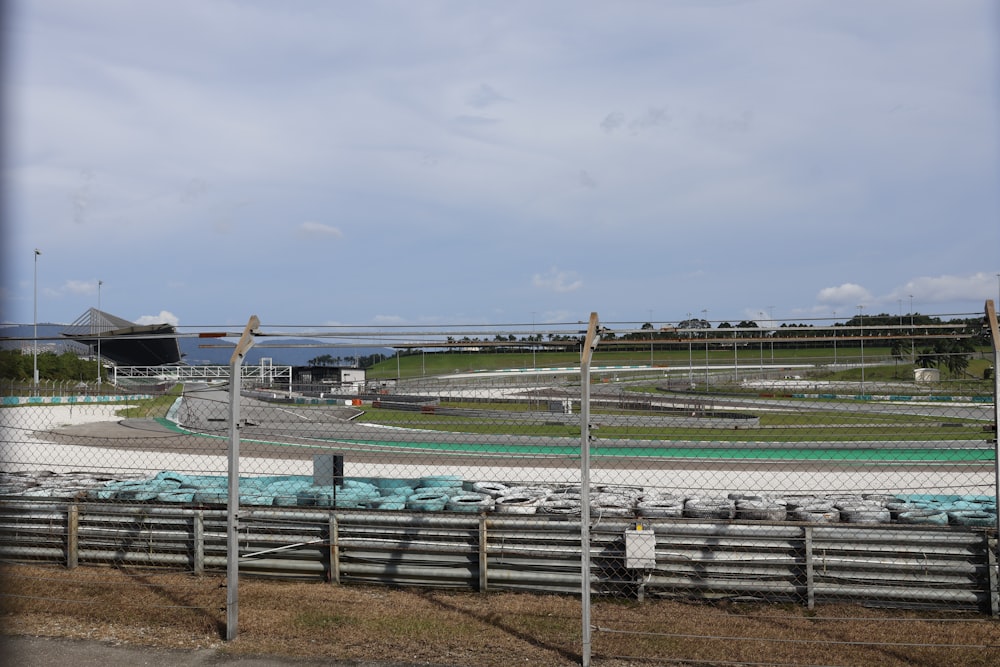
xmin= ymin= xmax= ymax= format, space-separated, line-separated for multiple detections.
xmin=985 ymin=300 xmax=999 ymax=616
xmin=804 ymin=526 xmax=814 ymax=610
xmin=193 ymin=510 xmax=204 ymax=576
xmin=580 ymin=312 xmax=600 ymax=667
xmin=226 ymin=315 xmax=259 ymax=642
xmin=479 ymin=515 xmax=489 ymax=593
xmin=328 ymin=514 xmax=340 ymax=585
xmin=66 ymin=504 xmax=78 ymax=569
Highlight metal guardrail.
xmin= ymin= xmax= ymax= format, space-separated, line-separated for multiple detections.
xmin=1 ymin=499 xmax=995 ymax=613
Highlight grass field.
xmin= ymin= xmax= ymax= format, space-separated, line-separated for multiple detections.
xmin=354 ymin=406 xmax=989 ymax=443
xmin=4 ymin=563 xmax=999 ymax=667
xmin=367 ymin=344 xmax=995 ymax=390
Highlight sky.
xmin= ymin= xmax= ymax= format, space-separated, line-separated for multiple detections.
xmin=2 ymin=0 xmax=999 ymax=333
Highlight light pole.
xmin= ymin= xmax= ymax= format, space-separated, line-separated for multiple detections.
xmin=768 ymin=305 xmax=775 ymax=363
xmin=531 ymin=312 xmax=536 ymax=369
xmin=686 ymin=312 xmax=693 ymax=386
xmin=96 ymin=280 xmax=103 ymax=387
xmin=909 ymin=294 xmax=914 ymax=361
xmin=33 ymin=249 xmax=41 ymax=393
xmin=648 ymin=309 xmax=653 ymax=368
xmin=832 ymin=310 xmax=837 ymax=367
xmin=732 ymin=327 xmax=738 ymax=383
xmin=858 ymin=305 xmax=865 ymax=396
xmin=896 ymin=298 xmax=902 ymax=377
xmin=758 ymin=311 xmax=764 ymax=369
xmin=702 ymin=309 xmax=709 ymax=388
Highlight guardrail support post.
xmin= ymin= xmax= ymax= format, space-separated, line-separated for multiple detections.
xmin=986 ymin=536 xmax=998 ymax=617
xmin=804 ymin=526 xmax=814 ymax=610
xmin=193 ymin=510 xmax=204 ymax=575
xmin=479 ymin=516 xmax=488 ymax=593
xmin=329 ymin=515 xmax=340 ymax=584
xmin=66 ymin=504 xmax=78 ymax=569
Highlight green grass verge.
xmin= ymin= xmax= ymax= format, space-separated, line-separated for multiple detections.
xmin=115 ymin=383 xmax=183 ymax=419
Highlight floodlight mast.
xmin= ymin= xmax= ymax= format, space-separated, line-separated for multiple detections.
xmin=33 ymin=249 xmax=41 ymax=392
xmin=226 ymin=315 xmax=260 ymax=642
xmin=96 ymin=281 xmax=103 ymax=386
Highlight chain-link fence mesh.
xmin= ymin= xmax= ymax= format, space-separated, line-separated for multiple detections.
xmin=2 ymin=308 xmax=998 ymax=664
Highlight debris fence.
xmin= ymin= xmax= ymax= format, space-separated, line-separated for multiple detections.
xmin=2 ymin=304 xmax=998 ymax=665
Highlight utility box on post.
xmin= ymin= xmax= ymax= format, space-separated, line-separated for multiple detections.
xmin=624 ymin=527 xmax=656 ymax=570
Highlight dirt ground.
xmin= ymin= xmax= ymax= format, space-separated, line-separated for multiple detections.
xmin=3 ymin=562 xmax=1000 ymax=666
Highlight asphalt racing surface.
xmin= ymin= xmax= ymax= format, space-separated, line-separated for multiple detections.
xmin=30 ymin=386 xmax=997 ymax=496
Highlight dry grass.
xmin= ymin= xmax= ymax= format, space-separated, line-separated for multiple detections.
xmin=3 ymin=562 xmax=1000 ymax=666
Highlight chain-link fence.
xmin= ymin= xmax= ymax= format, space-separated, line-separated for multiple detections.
xmin=2 ymin=306 xmax=998 ymax=665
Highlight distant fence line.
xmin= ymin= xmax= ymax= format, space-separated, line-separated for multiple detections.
xmin=1 ymin=394 xmax=150 ymax=406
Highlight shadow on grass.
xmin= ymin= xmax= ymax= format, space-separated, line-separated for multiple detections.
xmin=415 ymin=589 xmax=581 ymax=665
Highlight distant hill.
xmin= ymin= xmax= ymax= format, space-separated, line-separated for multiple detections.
xmin=0 ymin=324 xmax=87 ymax=354
xmin=177 ymin=337 xmax=394 ymax=367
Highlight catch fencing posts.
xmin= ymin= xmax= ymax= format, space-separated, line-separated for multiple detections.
xmin=226 ymin=315 xmax=260 ymax=641
xmin=580 ymin=312 xmax=600 ymax=667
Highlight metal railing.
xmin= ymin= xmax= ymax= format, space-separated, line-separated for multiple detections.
xmin=0 ymin=498 xmax=995 ymax=613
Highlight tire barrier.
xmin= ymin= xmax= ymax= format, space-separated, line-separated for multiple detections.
xmin=405 ymin=492 xmax=450 ymax=512
xmin=9 ymin=470 xmax=1000 ymax=527
xmin=366 ymin=495 xmax=408 ymax=510
xmin=789 ymin=505 xmax=841 ymax=523
xmin=155 ymin=490 xmax=196 ymax=503
xmin=636 ymin=499 xmax=684 ymax=519
xmin=493 ymin=494 xmax=540 ymax=514
xmin=598 ymin=485 xmax=643 ymax=499
xmin=377 ymin=478 xmax=419 ymax=494
xmin=193 ymin=489 xmax=229 ymax=504
xmin=445 ymin=494 xmax=495 ymax=512
xmin=591 ymin=493 xmax=634 ymax=518
xmin=419 ymin=475 xmax=464 ymax=489
xmin=545 ymin=491 xmax=581 ymax=502
xmin=538 ymin=498 xmax=581 ymax=515
xmin=949 ymin=510 xmax=997 ymax=527
xmin=735 ymin=499 xmax=787 ymax=521
xmin=837 ymin=504 xmax=892 ymax=524
xmin=684 ymin=497 xmax=736 ymax=520
xmin=504 ymin=486 xmax=553 ymax=498
xmin=897 ymin=509 xmax=950 ymax=526
xmin=471 ymin=481 xmax=509 ymax=498
xmin=885 ymin=501 xmax=922 ymax=519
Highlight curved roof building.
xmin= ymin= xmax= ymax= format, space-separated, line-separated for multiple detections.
xmin=62 ymin=309 xmax=182 ymax=366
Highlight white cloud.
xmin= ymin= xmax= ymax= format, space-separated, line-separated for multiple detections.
xmin=298 ymin=222 xmax=343 ymax=238
xmin=816 ymin=283 xmax=874 ymax=307
xmin=532 ymin=268 xmax=583 ymax=293
xmin=887 ymin=272 xmax=998 ymax=307
xmin=64 ymin=280 xmax=97 ymax=296
xmin=136 ymin=310 xmax=179 ymax=326
xmin=2 ymin=2 xmax=995 ymax=326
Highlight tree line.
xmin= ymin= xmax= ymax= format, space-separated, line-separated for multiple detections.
xmin=0 ymin=350 xmax=103 ymax=382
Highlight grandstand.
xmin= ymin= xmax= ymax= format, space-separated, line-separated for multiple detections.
xmin=61 ymin=308 xmax=182 ymax=367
